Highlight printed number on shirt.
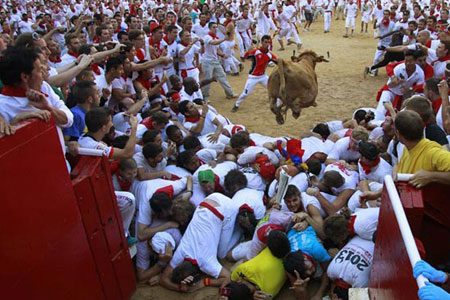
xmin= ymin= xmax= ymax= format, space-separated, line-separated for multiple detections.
xmin=335 ymin=249 xmax=370 ymax=271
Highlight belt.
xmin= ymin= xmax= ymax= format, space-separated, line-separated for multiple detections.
xmin=199 ymin=201 xmax=224 ymax=220
xmin=325 ymin=10 xmax=332 ymax=12
xmin=181 ymin=67 xmax=197 ymax=71
xmin=334 ymin=279 xmax=351 ymax=289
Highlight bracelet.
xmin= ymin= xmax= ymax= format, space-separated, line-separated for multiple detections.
xmin=203 ymin=278 xmax=211 ymax=286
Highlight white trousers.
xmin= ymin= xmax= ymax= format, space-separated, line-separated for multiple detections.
xmin=345 ymin=16 xmax=356 ymax=29
xmin=236 ymin=30 xmax=252 ymax=58
xmin=324 ymin=11 xmax=332 ymax=31
xmin=375 ymin=90 xmax=395 ymax=121
xmin=235 ymin=74 xmax=269 ymax=107
xmin=115 ymin=191 xmax=136 ymax=235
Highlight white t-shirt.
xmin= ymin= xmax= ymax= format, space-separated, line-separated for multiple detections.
xmin=78 ymin=134 xmax=114 ymax=158
xmin=232 ymin=187 xmax=266 ymax=219
xmin=358 ymin=157 xmax=392 ymax=183
xmin=327 ymin=236 xmax=374 ymax=288
xmin=238 ymin=146 xmax=279 ymax=166
xmin=133 ymin=151 xmax=167 ymax=174
xmin=193 ymin=161 xmax=238 ymax=186
xmin=177 ymin=43 xmax=201 ymax=69
xmin=327 ymin=137 xmax=360 ymax=162
xmin=351 ymin=207 xmax=380 ymax=241
xmin=324 ymin=163 xmax=359 ymax=194
xmin=203 ymin=34 xmax=220 ymax=60
xmin=183 ymin=110 xmax=218 ymax=136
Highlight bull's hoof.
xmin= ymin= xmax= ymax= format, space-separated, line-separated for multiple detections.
xmin=292 ymin=110 xmax=301 ymax=119
xmin=312 ymin=102 xmax=318 ymax=107
xmin=276 ymin=114 xmax=285 ymax=125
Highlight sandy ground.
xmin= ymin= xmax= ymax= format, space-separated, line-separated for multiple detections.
xmin=132 ymin=16 xmax=388 ymax=300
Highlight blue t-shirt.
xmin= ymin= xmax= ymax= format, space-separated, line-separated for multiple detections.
xmin=287 ymin=226 xmax=331 ymax=264
xmin=62 ymin=106 xmax=87 ymax=140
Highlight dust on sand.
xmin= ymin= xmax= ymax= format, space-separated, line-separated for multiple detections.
xmin=132 ymin=17 xmax=387 ymax=300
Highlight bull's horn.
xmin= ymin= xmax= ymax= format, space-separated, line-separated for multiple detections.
xmin=293 ymin=50 xmax=296 ymax=57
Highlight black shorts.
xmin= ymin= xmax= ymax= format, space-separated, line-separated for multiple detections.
xmin=305 ymin=12 xmax=313 ymax=22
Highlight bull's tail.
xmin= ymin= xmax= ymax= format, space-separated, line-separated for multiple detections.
xmin=278 ymin=59 xmax=286 ymax=103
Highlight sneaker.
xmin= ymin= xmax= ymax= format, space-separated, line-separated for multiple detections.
xmin=351 ymin=33 xmax=354 ymax=37
xmin=369 ymin=70 xmax=376 ymax=77
xmin=226 ymin=93 xmax=238 ymax=99
xmin=268 ymin=61 xmax=275 ymax=67
xmin=297 ymin=43 xmax=302 ymax=50
xmin=127 ymin=236 xmax=137 ymax=246
xmin=343 ymin=34 xmax=348 ymax=38
xmin=231 ymin=72 xmax=239 ymax=76
xmin=278 ymin=47 xmax=285 ymax=51
xmin=287 ymin=39 xmax=295 ymax=45
xmin=364 ymin=66 xmax=370 ymax=78
xmin=240 ymin=57 xmax=245 ymax=62
xmin=239 ymin=64 xmax=244 ymax=72
xmin=231 ymin=105 xmax=239 ymax=112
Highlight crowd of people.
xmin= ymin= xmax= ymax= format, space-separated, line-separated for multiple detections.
xmin=1 ymin=0 xmax=450 ymax=299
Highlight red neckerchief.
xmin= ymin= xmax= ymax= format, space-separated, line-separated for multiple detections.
xmin=136 ymin=76 xmax=152 ymax=90
xmin=360 ymin=156 xmax=381 ymax=175
xmin=185 ymin=114 xmax=201 ymax=123
xmin=91 ymin=64 xmax=101 ymax=75
xmin=114 ymin=28 xmax=121 ymax=34
xmin=242 ymin=15 xmax=248 ymax=19
xmin=155 ymin=185 xmax=174 ymax=198
xmin=250 ymin=139 xmax=256 ymax=146
xmin=198 ymin=158 xmax=206 ymax=165
xmin=149 ymin=37 xmax=162 ymax=58
xmin=68 ymin=50 xmax=79 ymax=58
xmin=71 ymin=7 xmax=76 ymax=13
xmin=170 ymin=105 xmax=179 ymax=115
xmin=180 ymin=41 xmax=189 ymax=47
xmin=200 ymin=21 xmax=207 ymax=27
xmin=116 ymin=169 xmax=132 ymax=191
xmin=163 ymin=35 xmax=174 ymax=45
xmin=49 ymin=55 xmax=62 ymax=63
xmin=264 ymin=12 xmax=270 ymax=18
xmin=208 ymin=32 xmax=219 ymax=40
xmin=377 ymin=4 xmax=382 ymax=9
xmin=140 ymin=116 xmax=154 ymax=129
xmin=432 ymin=98 xmax=442 ymax=114
xmin=425 ymin=39 xmax=432 ymax=48
xmin=223 ymin=19 xmax=232 ymax=26
xmin=136 ymin=48 xmax=145 ymax=61
xmin=214 ymin=175 xmax=224 ymax=192
xmin=430 ymin=9 xmax=435 ymax=16
xmin=432 ymin=55 xmax=450 ymax=66
xmin=390 ymin=12 xmax=396 ymax=20
xmin=121 ymin=75 xmax=128 ymax=81
xmin=259 ymin=47 xmax=269 ymax=54
xmin=93 ymin=36 xmax=100 ymax=43
xmin=381 ymin=18 xmax=390 ymax=26
xmin=348 ymin=215 xmax=357 ymax=237
xmin=1 ymin=85 xmax=27 ymax=97
xmin=184 ymin=257 xmax=198 ymax=265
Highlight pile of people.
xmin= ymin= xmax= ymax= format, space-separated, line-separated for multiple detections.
xmin=1 ymin=0 xmax=450 ymax=299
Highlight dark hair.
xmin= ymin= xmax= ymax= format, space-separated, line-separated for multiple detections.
xmin=72 ymin=80 xmax=96 ymax=104
xmin=0 ymin=47 xmax=39 ymax=86
xmin=405 ymin=96 xmax=434 ymax=123
xmin=283 ymin=250 xmax=308 ymax=279
xmin=312 ymin=123 xmax=331 ymax=140
xmin=118 ymin=31 xmax=128 ymax=41
xmin=150 ymin=192 xmax=172 ymax=214
xmin=223 ymin=282 xmax=253 ymax=300
xmin=359 ymin=141 xmax=379 ymax=161
xmin=284 ymin=185 xmax=300 ymax=200
xmin=151 ymin=111 xmax=169 ymax=125
xmin=230 ymin=131 xmax=251 ymax=149
xmin=224 ymin=169 xmax=247 ymax=195
xmin=112 ymin=135 xmax=129 ymax=149
xmin=119 ymin=158 xmax=137 ymax=170
xmin=177 ymin=150 xmax=196 ymax=170
xmin=85 ymin=107 xmax=111 ymax=132
xmin=166 ymin=24 xmax=178 ymax=33
xmin=142 ymin=142 xmax=163 ymax=159
xmin=208 ymin=21 xmax=217 ymax=29
xmin=166 ymin=124 xmax=181 ymax=139
xmin=306 ymin=158 xmax=322 ymax=176
xmin=404 ymin=49 xmax=416 ymax=57
xmin=394 ymin=110 xmax=424 ymax=141
xmin=425 ymin=77 xmax=440 ymax=95
xmin=171 ymin=261 xmax=201 ymax=284
xmin=105 ymin=56 xmax=123 ymax=73
xmin=267 ymin=230 xmax=291 ymax=259
xmin=142 ymin=129 xmax=161 ymax=144
xmin=183 ymin=136 xmax=202 ymax=150
xmin=128 ymin=29 xmax=143 ymax=41
xmin=354 ymin=110 xmax=367 ymax=124
xmin=323 ymin=214 xmax=350 ymax=242
xmin=178 ymin=100 xmax=190 ymax=115
xmin=323 ymin=170 xmax=345 ymax=188
xmin=261 ymin=34 xmax=271 ymax=42
xmin=334 ymin=286 xmax=349 ymax=300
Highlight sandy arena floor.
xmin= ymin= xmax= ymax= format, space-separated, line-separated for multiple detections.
xmin=132 ymin=16 xmax=388 ymax=300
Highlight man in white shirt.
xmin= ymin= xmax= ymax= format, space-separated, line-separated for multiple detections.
xmin=343 ymin=0 xmax=358 ymax=37
xmin=375 ymin=50 xmax=425 ymax=120
xmin=201 ymin=22 xmax=237 ymax=102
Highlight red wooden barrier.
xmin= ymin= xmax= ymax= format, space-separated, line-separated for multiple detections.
xmin=0 ymin=119 xmax=104 ymax=300
xmin=369 ymin=181 xmax=450 ymax=300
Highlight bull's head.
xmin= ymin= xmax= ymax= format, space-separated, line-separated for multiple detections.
xmin=315 ymin=55 xmax=329 ymax=63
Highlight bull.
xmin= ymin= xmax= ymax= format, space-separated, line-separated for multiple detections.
xmin=268 ymin=50 xmax=329 ymax=124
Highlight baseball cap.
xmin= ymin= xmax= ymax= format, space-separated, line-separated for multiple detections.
xmin=170 ymin=92 xmax=181 ymax=102
xmin=150 ymin=22 xmax=162 ymax=33
xmin=198 ymin=169 xmax=215 ymax=183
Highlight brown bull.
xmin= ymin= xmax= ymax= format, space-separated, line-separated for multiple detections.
xmin=267 ymin=50 xmax=329 ymax=124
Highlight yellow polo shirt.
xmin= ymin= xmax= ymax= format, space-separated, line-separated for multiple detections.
xmin=231 ymin=248 xmax=286 ymax=297
xmin=398 ymin=139 xmax=450 ymax=174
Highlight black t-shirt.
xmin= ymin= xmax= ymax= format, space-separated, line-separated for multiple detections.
xmin=425 ymin=124 xmax=449 ymax=146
